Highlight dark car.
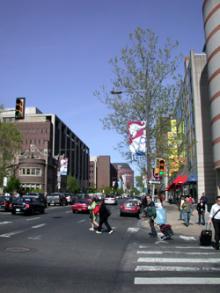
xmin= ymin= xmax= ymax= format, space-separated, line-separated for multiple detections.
xmin=119 ymin=200 xmax=141 ymax=218
xmin=25 ymin=192 xmax=47 ymax=208
xmin=0 ymin=195 xmax=13 ymax=212
xmin=11 ymin=196 xmax=45 ymax=215
xmin=71 ymin=198 xmax=91 ymax=213
xmin=47 ymin=192 xmax=68 ymax=206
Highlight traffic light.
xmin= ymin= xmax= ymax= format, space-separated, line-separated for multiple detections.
xmin=159 ymin=159 xmax=165 ymax=175
xmin=15 ymin=97 xmax=25 ymax=120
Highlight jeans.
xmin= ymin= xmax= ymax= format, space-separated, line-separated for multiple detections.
xmin=183 ymin=211 xmax=191 ymax=226
xmin=198 ymin=212 xmax=205 ymax=225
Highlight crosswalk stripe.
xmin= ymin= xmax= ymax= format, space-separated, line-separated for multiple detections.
xmin=0 ymin=230 xmax=24 ymax=238
xmin=138 ymin=257 xmax=220 ymax=263
xmin=134 ymin=277 xmax=220 ymax=285
xmin=137 ymin=250 xmax=216 ymax=255
xmin=135 ymin=265 xmax=220 ymax=272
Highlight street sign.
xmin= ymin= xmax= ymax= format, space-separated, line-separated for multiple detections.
xmin=149 ymin=180 xmax=160 ymax=184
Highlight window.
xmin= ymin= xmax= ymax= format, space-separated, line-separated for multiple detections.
xmin=19 ymin=168 xmax=42 ymax=177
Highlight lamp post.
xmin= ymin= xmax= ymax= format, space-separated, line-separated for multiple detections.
xmin=111 ymin=88 xmax=152 ymax=194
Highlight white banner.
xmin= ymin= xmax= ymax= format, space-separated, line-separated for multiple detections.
xmin=128 ymin=121 xmax=146 ymax=156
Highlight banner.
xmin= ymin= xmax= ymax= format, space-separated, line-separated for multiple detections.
xmin=59 ymin=155 xmax=68 ymax=176
xmin=128 ymin=121 xmax=146 ymax=156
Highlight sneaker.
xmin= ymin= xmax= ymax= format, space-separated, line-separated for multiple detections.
xmin=96 ymin=230 xmax=102 ymax=234
xmin=109 ymin=230 xmax=113 ymax=234
xmin=89 ymin=227 xmax=94 ymax=231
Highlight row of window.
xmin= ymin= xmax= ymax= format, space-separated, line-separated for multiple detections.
xmin=19 ymin=168 xmax=42 ymax=176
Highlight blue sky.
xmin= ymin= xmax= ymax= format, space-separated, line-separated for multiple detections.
xmin=0 ymin=0 xmax=204 ymax=165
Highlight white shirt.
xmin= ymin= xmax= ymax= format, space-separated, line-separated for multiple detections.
xmin=209 ymin=203 xmax=220 ymax=220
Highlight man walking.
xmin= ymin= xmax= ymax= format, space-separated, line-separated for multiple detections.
xmin=208 ymin=196 xmax=220 ymax=250
xmin=143 ymin=195 xmax=157 ymax=237
xmin=96 ymin=199 xmax=113 ymax=234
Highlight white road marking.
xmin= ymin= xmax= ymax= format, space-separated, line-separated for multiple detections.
xmin=31 ymin=223 xmax=46 ymax=229
xmin=0 ymin=221 xmax=12 ymax=225
xmin=137 ymin=257 xmax=220 ymax=263
xmin=135 ymin=265 xmax=220 ymax=272
xmin=179 ymin=235 xmax=196 ymax=241
xmin=127 ymin=227 xmax=140 ymax=233
xmin=26 ymin=217 xmax=40 ymax=221
xmin=139 ymin=245 xmax=214 ymax=250
xmin=134 ymin=277 xmax=220 ymax=285
xmin=137 ymin=250 xmax=216 ymax=255
xmin=0 ymin=230 xmax=24 ymax=238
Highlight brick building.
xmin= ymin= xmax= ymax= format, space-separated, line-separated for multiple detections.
xmin=0 ymin=107 xmax=89 ymax=193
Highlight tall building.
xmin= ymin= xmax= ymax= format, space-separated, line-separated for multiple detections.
xmin=168 ymin=51 xmax=216 ymax=202
xmin=89 ymin=156 xmax=111 ymax=190
xmin=112 ymin=163 xmax=134 ymax=191
xmin=0 ymin=107 xmax=89 ymax=193
xmin=203 ymin=0 xmax=220 ymax=196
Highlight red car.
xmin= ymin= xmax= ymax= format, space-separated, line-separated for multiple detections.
xmin=71 ymin=198 xmax=91 ymax=213
xmin=0 ymin=195 xmax=13 ymax=212
xmin=119 ymin=200 xmax=141 ymax=218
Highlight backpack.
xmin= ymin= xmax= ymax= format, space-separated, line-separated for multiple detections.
xmin=93 ymin=204 xmax=100 ymax=215
xmin=144 ymin=206 xmax=157 ymax=219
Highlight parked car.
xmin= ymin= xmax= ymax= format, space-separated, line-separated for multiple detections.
xmin=119 ymin=200 xmax=141 ymax=218
xmin=71 ymin=198 xmax=91 ymax=213
xmin=25 ymin=192 xmax=47 ymax=208
xmin=104 ymin=195 xmax=117 ymax=205
xmin=0 ymin=195 xmax=13 ymax=212
xmin=11 ymin=196 xmax=45 ymax=215
xmin=47 ymin=193 xmax=68 ymax=206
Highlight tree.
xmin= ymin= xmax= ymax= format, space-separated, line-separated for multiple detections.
xmin=0 ymin=121 xmax=22 ymax=188
xmin=95 ymin=27 xmax=182 ymax=178
xmin=4 ymin=176 xmax=20 ymax=193
xmin=66 ymin=176 xmax=80 ymax=194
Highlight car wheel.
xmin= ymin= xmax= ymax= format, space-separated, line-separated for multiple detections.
xmin=11 ymin=210 xmax=16 ymax=215
xmin=40 ymin=208 xmax=45 ymax=214
xmin=120 ymin=212 xmax=123 ymax=217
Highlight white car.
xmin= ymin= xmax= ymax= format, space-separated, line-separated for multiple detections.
xmin=104 ymin=196 xmax=117 ymax=205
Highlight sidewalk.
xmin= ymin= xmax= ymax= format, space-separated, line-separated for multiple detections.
xmin=141 ymin=202 xmax=213 ymax=239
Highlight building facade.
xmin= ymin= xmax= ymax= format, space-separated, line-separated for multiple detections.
xmin=0 ymin=107 xmax=89 ymax=193
xmin=203 ymin=0 xmax=220 ymax=196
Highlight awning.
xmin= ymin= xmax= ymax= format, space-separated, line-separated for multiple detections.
xmin=187 ymin=174 xmax=197 ymax=183
xmin=166 ymin=175 xmax=187 ymax=191
xmin=173 ymin=175 xmax=187 ymax=185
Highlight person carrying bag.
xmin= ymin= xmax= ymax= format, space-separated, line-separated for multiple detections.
xmin=208 ymin=196 xmax=220 ymax=250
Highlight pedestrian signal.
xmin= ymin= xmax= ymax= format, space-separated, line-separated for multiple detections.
xmin=15 ymin=97 xmax=25 ymax=120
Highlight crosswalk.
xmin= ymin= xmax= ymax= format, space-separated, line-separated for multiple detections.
xmin=133 ymin=244 xmax=220 ymax=285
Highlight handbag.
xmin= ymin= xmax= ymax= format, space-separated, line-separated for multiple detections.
xmin=212 ymin=208 xmax=220 ymax=220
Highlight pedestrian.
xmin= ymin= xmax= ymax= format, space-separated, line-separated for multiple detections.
xmin=88 ymin=197 xmax=99 ymax=231
xmin=196 ymin=198 xmax=206 ymax=225
xmin=143 ymin=195 xmax=157 ymax=237
xmin=182 ymin=195 xmax=192 ymax=227
xmin=96 ymin=199 xmax=113 ymax=234
xmin=179 ymin=195 xmax=185 ymax=221
xmin=208 ymin=196 xmax=220 ymax=250
xmin=200 ymin=192 xmax=208 ymax=205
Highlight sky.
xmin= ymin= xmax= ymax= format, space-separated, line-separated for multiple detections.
xmin=0 ymin=0 xmax=204 ymax=167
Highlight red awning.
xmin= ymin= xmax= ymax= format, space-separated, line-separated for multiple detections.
xmin=166 ymin=175 xmax=187 ymax=191
xmin=173 ymin=175 xmax=187 ymax=185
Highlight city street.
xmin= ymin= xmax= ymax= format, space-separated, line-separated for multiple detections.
xmin=0 ymin=203 xmax=220 ymax=293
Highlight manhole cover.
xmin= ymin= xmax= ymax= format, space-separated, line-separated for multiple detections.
xmin=5 ymin=247 xmax=31 ymax=253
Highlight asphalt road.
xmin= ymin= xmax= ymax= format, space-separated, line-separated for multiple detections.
xmin=0 ymin=203 xmax=220 ymax=293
